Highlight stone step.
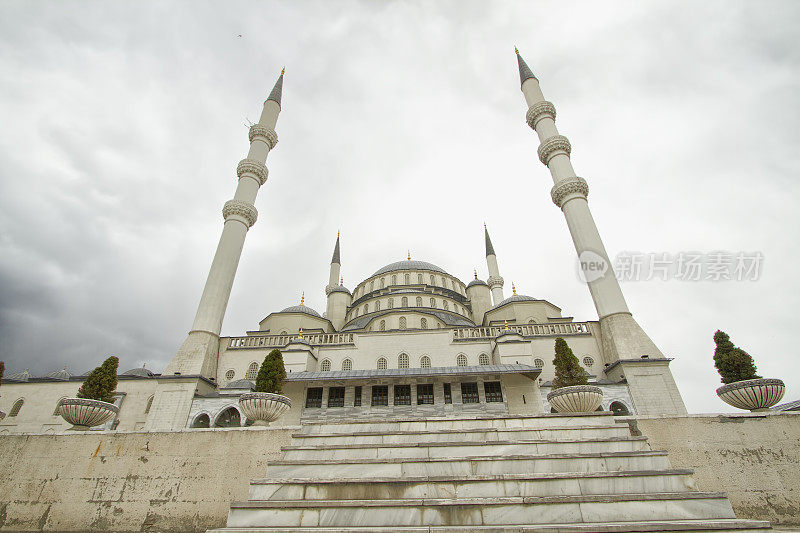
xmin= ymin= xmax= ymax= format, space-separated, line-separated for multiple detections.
xmin=265 ymin=450 xmax=673 ymax=479
xmin=223 ymin=492 xmax=737 ymax=528
xmin=208 ymin=518 xmax=772 ymax=532
xmin=248 ymin=469 xmax=698 ymax=501
xmin=291 ymin=425 xmax=632 ymax=445
xmin=281 ymin=437 xmax=650 ymax=461
xmin=299 ymin=412 xmax=617 ymax=435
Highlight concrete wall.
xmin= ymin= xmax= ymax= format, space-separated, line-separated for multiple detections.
xmin=0 ymin=427 xmax=295 ymax=532
xmin=629 ymin=412 xmax=800 ymax=526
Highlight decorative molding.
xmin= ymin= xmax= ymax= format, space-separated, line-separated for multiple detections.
xmin=487 ymin=275 xmax=504 ymax=289
xmin=526 ymin=101 xmax=556 ymax=129
xmin=236 ymin=159 xmax=269 ymax=186
xmin=550 ymin=176 xmax=589 ymax=208
xmin=222 ymin=199 xmax=258 ymax=227
xmin=248 ymin=125 xmax=278 ymax=149
xmin=537 ymin=135 xmax=571 ymax=165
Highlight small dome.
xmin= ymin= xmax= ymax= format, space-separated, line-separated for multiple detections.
xmin=43 ymin=367 xmax=71 ymax=380
xmin=224 ymin=379 xmax=255 ymax=389
xmin=467 ymin=278 xmax=488 ymax=288
xmin=329 ymin=285 xmax=351 ymax=296
xmin=5 ymin=369 xmax=31 ymax=382
xmin=372 ymin=260 xmax=447 ymax=277
xmin=122 ymin=367 xmax=155 ymax=378
xmin=287 ymin=336 xmax=312 ymax=346
xmin=494 ymin=294 xmax=537 ymax=307
xmin=280 ymin=304 xmax=321 ymax=318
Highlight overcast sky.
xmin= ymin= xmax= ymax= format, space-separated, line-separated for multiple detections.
xmin=1 ymin=1 xmax=798 ymax=413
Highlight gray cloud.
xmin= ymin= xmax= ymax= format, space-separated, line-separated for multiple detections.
xmin=0 ymin=0 xmax=798 ymax=412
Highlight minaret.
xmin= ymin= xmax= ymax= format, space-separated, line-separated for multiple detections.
xmin=325 ymin=232 xmax=341 ymax=295
xmin=484 ymin=224 xmax=505 ymax=305
xmin=515 ymin=49 xmax=686 ymax=415
xmin=146 ymin=70 xmax=285 ymax=430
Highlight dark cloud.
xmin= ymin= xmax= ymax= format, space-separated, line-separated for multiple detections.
xmin=0 ymin=1 xmax=798 ymax=412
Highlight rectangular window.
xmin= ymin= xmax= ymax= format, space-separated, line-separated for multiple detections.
xmin=417 ymin=384 xmax=434 ymax=405
xmin=484 ymin=381 xmax=503 ymax=403
xmin=394 ymin=384 xmax=411 ymax=405
xmin=305 ymin=387 xmax=323 ymax=408
xmin=328 ymin=387 xmax=345 ymax=407
xmin=354 ymin=386 xmax=362 ymax=407
xmin=461 ymin=382 xmax=480 ymax=404
xmin=443 ymin=383 xmax=452 ymax=404
xmin=372 ymin=385 xmax=388 ymax=406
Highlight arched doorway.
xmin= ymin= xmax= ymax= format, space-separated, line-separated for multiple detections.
xmin=214 ymin=407 xmax=241 ymax=427
xmin=191 ymin=413 xmax=210 ymax=428
xmin=610 ymin=401 xmax=631 ymax=416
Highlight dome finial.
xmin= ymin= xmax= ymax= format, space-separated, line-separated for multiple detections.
xmin=299 ymin=327 xmax=303 ymax=339
xmin=504 ymin=320 xmax=509 ymax=330
xmin=474 ymin=268 xmax=478 ymax=279
xmin=512 ymin=282 xmax=517 ymax=295
xmin=514 ymin=45 xmax=519 ymax=55
xmin=407 ymin=250 xmax=411 ymax=260
xmin=340 ymin=276 xmax=343 ymax=285
xmin=300 ymin=292 xmax=305 ymax=305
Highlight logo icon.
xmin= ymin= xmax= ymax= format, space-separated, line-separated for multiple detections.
xmin=577 ymin=250 xmax=609 ymax=283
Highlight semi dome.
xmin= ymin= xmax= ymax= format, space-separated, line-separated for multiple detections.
xmin=328 ymin=285 xmax=351 ymax=296
xmin=122 ymin=367 xmax=155 ymax=378
xmin=224 ymin=379 xmax=255 ymax=389
xmin=492 ymin=294 xmax=538 ymax=308
xmin=280 ymin=304 xmax=321 ymax=318
xmin=372 ymin=260 xmax=447 ymax=277
xmin=467 ymin=278 xmax=488 ymax=289
xmin=42 ymin=367 xmax=71 ymax=380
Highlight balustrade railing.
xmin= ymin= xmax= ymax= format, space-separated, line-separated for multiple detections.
xmin=452 ymin=322 xmax=592 ymax=340
xmin=227 ymin=332 xmax=355 ymax=349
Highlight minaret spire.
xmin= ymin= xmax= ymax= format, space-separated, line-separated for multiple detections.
xmin=326 ymin=232 xmax=341 ymax=295
xmin=148 ymin=67 xmax=285 ymax=430
xmin=515 ymin=48 xmax=687 ymax=415
xmin=484 ymin=224 xmax=505 ymax=305
xmin=266 ymin=68 xmax=284 ymax=107
xmin=515 ymin=47 xmax=537 ymax=87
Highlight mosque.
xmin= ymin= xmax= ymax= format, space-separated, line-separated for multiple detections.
xmin=0 ymin=53 xmax=689 ymax=434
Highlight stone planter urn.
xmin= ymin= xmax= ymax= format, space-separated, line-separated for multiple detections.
xmin=238 ymin=392 xmax=291 ymax=425
xmin=716 ymin=378 xmax=785 ymax=412
xmin=547 ymin=385 xmax=604 ymax=413
xmin=58 ymin=398 xmax=119 ymax=430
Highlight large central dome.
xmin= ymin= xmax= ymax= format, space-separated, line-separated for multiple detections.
xmin=371 ymin=260 xmax=448 ymax=277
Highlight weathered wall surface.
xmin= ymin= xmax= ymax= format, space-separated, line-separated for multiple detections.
xmin=0 ymin=427 xmax=294 ymax=532
xmin=631 ymin=412 xmax=800 ymax=526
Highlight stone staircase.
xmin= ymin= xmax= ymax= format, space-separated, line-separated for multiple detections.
xmin=209 ymin=412 xmax=772 ymax=532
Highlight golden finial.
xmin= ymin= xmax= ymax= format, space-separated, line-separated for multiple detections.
xmin=340 ymin=276 xmax=343 ymax=285
xmin=512 ymin=283 xmax=517 ymax=296
xmin=474 ymin=269 xmax=478 ymax=279
xmin=407 ymin=250 xmax=411 ymax=261
xmin=337 ymin=229 xmax=340 ymax=238
xmin=514 ymin=46 xmax=519 ymax=55
xmin=483 ymin=222 xmax=487 ymax=229
xmin=300 ymin=292 xmax=305 ymax=305
xmin=299 ymin=327 xmax=303 ymax=339
xmin=281 ymin=66 xmax=285 ymax=76
xmin=504 ymin=320 xmax=509 ymax=330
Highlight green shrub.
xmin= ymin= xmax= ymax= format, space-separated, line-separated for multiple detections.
xmin=713 ymin=330 xmax=760 ymax=384
xmin=0 ymin=361 xmax=4 ymax=386
xmin=552 ymin=337 xmax=588 ymax=389
xmin=77 ymin=356 xmax=119 ymax=403
xmin=255 ymin=349 xmax=286 ymax=394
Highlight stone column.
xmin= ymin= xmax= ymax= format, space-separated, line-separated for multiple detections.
xmin=515 ymin=51 xmax=686 ymax=415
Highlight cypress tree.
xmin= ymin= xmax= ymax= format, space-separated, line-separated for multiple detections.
xmin=77 ymin=356 xmax=119 ymax=403
xmin=552 ymin=337 xmax=588 ymax=389
xmin=255 ymin=349 xmax=286 ymax=394
xmin=713 ymin=330 xmax=759 ymax=384
xmin=0 ymin=361 xmax=4 ymax=387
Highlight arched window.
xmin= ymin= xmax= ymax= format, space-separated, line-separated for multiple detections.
xmin=420 ymin=318 xmax=428 ymax=329
xmin=610 ymin=401 xmax=631 ymax=416
xmin=320 ymin=359 xmax=332 ymax=372
xmin=443 ymin=301 xmax=449 ymax=310
xmin=583 ymin=356 xmax=595 ymax=367
xmin=398 ymin=353 xmax=409 ymax=369
xmin=9 ymin=398 xmax=24 ymax=417
xmin=370 ymin=281 xmax=374 ymax=291
xmin=420 ymin=356 xmax=431 ymax=368
xmin=53 ymin=397 xmax=67 ymax=416
xmin=342 ymin=358 xmax=353 ymax=371
xmin=456 ymin=355 xmax=468 ymax=367
xmin=363 ymin=304 xmax=369 ymax=314
xmin=417 ymin=274 xmax=423 ymax=284
xmin=401 ymin=296 xmax=408 ymax=307
xmin=279 ymin=330 xmax=288 ymax=336
xmin=391 ymin=274 xmax=397 ymax=285
xmin=528 ymin=319 xmax=537 ymax=324
xmin=381 ymin=278 xmax=385 ymax=288
xmin=388 ymin=298 xmax=394 ymax=309
xmin=214 ymin=407 xmax=241 ymax=428
xmin=430 ymin=275 xmax=435 ymax=285
xmin=375 ymin=300 xmax=381 ymax=311
xmin=416 ymin=296 xmax=422 ymax=307
xmin=479 ymin=354 xmax=490 ymax=366
xmin=399 ymin=316 xmax=407 ymax=329
xmin=534 ymin=358 xmax=545 ymax=368
xmin=404 ymin=273 xmax=410 ymax=284
xmin=246 ymin=362 xmax=259 ymax=380
xmin=377 ymin=357 xmax=387 ymax=370
xmin=144 ymin=395 xmax=154 ymax=414
xmin=191 ymin=413 xmax=210 ymax=428
xmin=430 ymin=298 xmax=436 ymax=308
xmin=379 ymin=320 xmax=386 ymax=331
xmin=225 ymin=369 xmax=235 ymax=380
